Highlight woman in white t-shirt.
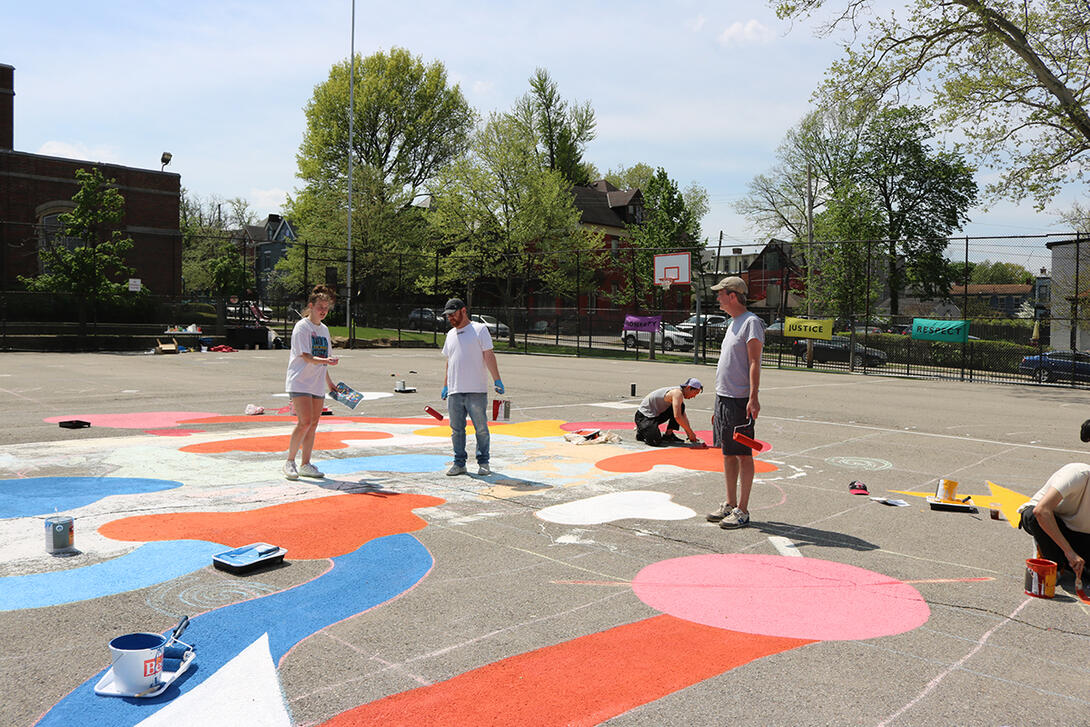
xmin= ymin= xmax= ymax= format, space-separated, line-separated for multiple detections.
xmin=283 ymin=285 xmax=338 ymax=480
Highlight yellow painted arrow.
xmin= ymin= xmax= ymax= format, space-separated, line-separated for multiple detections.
xmin=889 ymin=480 xmax=1029 ymax=528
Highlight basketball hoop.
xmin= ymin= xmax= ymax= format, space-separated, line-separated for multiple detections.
xmin=657 ymin=278 xmax=673 ymax=293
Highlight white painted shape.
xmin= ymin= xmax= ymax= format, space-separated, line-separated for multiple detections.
xmin=768 ymin=535 xmax=803 ymax=557
xmin=135 ymin=633 xmax=291 ymax=727
xmin=587 ymin=401 xmax=639 ymax=409
xmin=536 ymin=491 xmax=696 ymax=525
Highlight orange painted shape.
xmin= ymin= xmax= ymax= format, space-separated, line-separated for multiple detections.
xmin=98 ymin=492 xmax=444 ymax=559
xmin=596 ymin=447 xmax=778 ymax=474
xmin=179 ymin=430 xmax=392 ymax=454
xmin=322 ymin=613 xmax=812 ymax=727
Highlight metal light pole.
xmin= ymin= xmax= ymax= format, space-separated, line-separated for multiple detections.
xmin=346 ymin=0 xmax=355 ymax=330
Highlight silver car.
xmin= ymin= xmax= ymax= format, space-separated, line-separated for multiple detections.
xmin=621 ymin=323 xmax=693 ymax=351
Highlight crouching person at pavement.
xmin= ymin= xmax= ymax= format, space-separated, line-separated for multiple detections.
xmin=440 ymin=298 xmax=504 ymax=477
xmin=634 ymin=378 xmax=704 ymax=446
xmin=1018 ymin=462 xmax=1090 ymax=579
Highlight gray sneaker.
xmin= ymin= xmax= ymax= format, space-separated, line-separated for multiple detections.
xmin=447 ymin=464 xmax=467 ymax=476
xmin=298 ymin=463 xmax=325 ymax=479
xmin=719 ymin=508 xmax=750 ymax=529
xmin=283 ymin=460 xmax=299 ymax=480
xmin=477 ymin=464 xmax=492 ymax=476
xmin=706 ymin=502 xmax=732 ymax=522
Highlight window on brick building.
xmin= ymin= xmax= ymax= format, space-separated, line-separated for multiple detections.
xmin=35 ymin=203 xmax=79 ymax=272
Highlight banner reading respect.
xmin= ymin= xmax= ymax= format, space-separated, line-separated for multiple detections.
xmin=911 ymin=318 xmax=969 ymax=343
xmin=783 ymin=317 xmax=834 ymax=340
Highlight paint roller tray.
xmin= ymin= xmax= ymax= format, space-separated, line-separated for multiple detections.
xmin=94 ymin=649 xmax=195 ymax=698
xmin=212 ymin=542 xmax=287 ymax=574
xmin=926 ymin=496 xmax=977 ymax=513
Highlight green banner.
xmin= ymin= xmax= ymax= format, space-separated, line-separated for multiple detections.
xmin=784 ymin=317 xmax=834 ymax=340
xmin=911 ymin=318 xmax=969 ymax=343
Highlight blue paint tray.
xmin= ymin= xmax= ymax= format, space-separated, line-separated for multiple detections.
xmin=212 ymin=542 xmax=286 ymax=574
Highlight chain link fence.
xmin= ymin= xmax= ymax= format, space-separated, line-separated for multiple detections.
xmin=3 ymin=230 xmax=1089 ymax=390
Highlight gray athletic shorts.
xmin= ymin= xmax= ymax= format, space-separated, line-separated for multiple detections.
xmin=714 ymin=395 xmax=753 ymax=456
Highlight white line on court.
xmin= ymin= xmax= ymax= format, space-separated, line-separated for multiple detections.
xmin=767 ymin=536 xmax=803 ymax=557
xmin=877 ymin=596 xmax=1034 ymax=726
xmin=761 ymin=415 xmax=1089 ymax=455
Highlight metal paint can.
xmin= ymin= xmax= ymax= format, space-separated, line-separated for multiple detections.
xmin=45 ymin=516 xmax=74 ymax=553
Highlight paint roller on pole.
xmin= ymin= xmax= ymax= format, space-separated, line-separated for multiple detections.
xmin=732 ymin=418 xmax=771 ymax=453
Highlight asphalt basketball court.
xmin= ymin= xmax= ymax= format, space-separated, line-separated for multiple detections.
xmin=1 ymin=348 xmax=1089 ymax=725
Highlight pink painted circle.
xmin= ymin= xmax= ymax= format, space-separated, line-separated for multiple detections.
xmin=632 ymin=553 xmax=929 ymax=641
xmin=44 ymin=412 xmax=218 ymax=430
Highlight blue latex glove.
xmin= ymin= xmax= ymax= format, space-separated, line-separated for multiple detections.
xmin=441 ymin=385 xmax=448 ymax=400
xmin=494 ymin=379 xmax=505 ymax=394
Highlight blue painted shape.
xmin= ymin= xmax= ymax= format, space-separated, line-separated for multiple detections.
xmin=37 ymin=534 xmax=432 ymax=726
xmin=0 ymin=477 xmax=183 ymax=518
xmin=0 ymin=541 xmax=224 ymax=611
xmin=321 ymin=454 xmax=450 ymax=474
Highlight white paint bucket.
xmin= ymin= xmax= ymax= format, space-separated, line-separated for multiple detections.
xmin=108 ymin=632 xmax=166 ymax=694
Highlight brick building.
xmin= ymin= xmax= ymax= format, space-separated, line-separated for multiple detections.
xmin=0 ymin=64 xmax=182 ymax=294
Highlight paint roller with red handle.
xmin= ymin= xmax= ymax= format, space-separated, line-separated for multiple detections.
xmin=732 ymin=418 xmax=771 ymax=453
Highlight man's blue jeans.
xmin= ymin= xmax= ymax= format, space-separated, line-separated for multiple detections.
xmin=448 ymin=392 xmax=489 ymax=466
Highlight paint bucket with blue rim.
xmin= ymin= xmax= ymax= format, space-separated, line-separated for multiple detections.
xmin=108 ymin=632 xmax=166 ymax=694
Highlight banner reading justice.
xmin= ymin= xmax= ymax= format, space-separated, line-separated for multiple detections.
xmin=782 ymin=317 xmax=834 ymax=340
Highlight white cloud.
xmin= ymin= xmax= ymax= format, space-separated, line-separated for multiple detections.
xmin=472 ymin=80 xmax=495 ymax=96
xmin=36 ymin=141 xmax=122 ymax=164
xmin=687 ymin=14 xmax=706 ymax=32
xmin=249 ymin=188 xmax=290 ymax=216
xmin=717 ymin=19 xmax=776 ymax=47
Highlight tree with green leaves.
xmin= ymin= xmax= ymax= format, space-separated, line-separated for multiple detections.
xmin=968 ymin=259 xmax=1035 ymax=285
xmin=509 ymin=68 xmax=596 ymax=186
xmin=179 ymin=189 xmax=255 ymax=296
xmin=425 ymin=113 xmax=604 ymax=342
xmin=21 ymin=167 xmax=136 ymax=321
xmin=773 ymin=0 xmax=1090 ymax=209
xmin=860 ymin=106 xmax=977 ymax=313
xmin=737 ymin=103 xmax=976 ymax=314
xmin=288 ymin=48 xmax=475 ymax=305
xmin=616 ymin=167 xmax=704 ymax=310
xmin=807 ymin=185 xmax=886 ymax=318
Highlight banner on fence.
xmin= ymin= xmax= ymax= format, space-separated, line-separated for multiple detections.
xmin=783 ymin=317 xmax=834 ymax=340
xmin=911 ymin=318 xmax=969 ymax=343
xmin=623 ymin=315 xmax=662 ymax=332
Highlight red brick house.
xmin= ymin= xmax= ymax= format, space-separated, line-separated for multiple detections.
xmin=0 ymin=64 xmax=182 ymax=295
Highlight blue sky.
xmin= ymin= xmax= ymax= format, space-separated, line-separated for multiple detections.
xmin=3 ymin=0 xmax=1078 ymax=270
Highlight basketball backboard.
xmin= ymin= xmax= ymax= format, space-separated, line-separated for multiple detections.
xmin=653 ymin=252 xmax=691 ymax=286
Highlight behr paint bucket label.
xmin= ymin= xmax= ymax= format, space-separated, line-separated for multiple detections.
xmin=1024 ymin=558 xmax=1057 ymax=598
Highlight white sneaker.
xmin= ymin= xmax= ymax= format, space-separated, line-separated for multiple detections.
xmin=446 ymin=464 xmax=467 ymax=476
xmin=298 ymin=463 xmax=325 ymax=478
xmin=478 ymin=464 xmax=492 ymax=476
xmin=283 ymin=461 xmax=299 ymax=480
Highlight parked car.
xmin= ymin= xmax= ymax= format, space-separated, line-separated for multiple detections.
xmin=676 ymin=314 xmax=728 ymax=337
xmin=791 ymin=335 xmax=887 ymax=366
xmin=471 ymin=314 xmax=510 ymax=337
xmin=407 ymin=307 xmax=446 ymax=331
xmin=764 ymin=320 xmax=784 ymax=334
xmin=1019 ymin=350 xmax=1090 ymax=382
xmin=621 ymin=323 xmax=694 ymax=351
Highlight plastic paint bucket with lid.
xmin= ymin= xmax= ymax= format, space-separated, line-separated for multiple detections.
xmin=45 ymin=516 xmax=74 ymax=553
xmin=1024 ymin=558 xmax=1057 ymax=598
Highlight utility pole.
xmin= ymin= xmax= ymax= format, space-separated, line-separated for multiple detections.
xmin=805 ymin=164 xmax=814 ymax=367
xmin=346 ymin=0 xmax=356 ymax=331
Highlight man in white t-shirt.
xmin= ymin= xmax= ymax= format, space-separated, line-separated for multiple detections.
xmin=1019 ymin=463 xmax=1090 ymax=579
xmin=706 ymin=276 xmax=764 ymax=530
xmin=441 ymin=298 xmax=505 ymax=476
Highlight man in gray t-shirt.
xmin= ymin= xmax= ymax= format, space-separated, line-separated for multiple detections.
xmin=706 ymin=276 xmax=764 ymax=530
xmin=634 ymin=378 xmax=704 ymax=446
